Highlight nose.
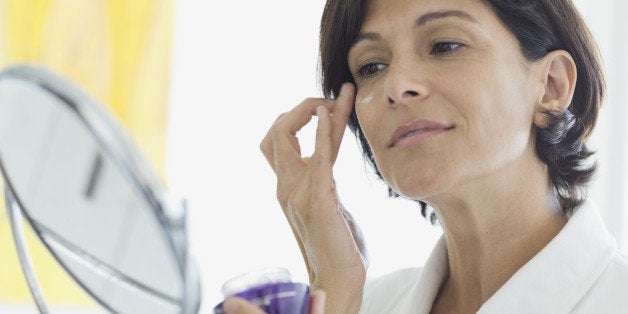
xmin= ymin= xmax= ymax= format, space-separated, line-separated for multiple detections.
xmin=384 ymin=61 xmax=430 ymax=106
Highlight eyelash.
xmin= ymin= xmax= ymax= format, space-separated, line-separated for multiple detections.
xmin=354 ymin=63 xmax=386 ymax=79
xmin=353 ymin=41 xmax=465 ymax=79
xmin=430 ymin=41 xmax=464 ymax=55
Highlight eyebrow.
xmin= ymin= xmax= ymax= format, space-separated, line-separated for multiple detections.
xmin=353 ymin=10 xmax=479 ymax=45
xmin=416 ymin=10 xmax=478 ymax=27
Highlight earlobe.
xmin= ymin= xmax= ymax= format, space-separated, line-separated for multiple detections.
xmin=533 ymin=50 xmax=577 ymax=128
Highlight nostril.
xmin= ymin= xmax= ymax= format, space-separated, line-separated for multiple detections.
xmin=404 ymin=90 xmax=419 ymax=97
xmin=388 ymin=90 xmax=421 ymax=106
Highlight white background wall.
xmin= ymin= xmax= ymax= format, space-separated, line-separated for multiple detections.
xmin=166 ymin=1 xmax=628 ymax=312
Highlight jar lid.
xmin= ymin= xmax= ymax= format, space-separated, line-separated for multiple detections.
xmin=221 ymin=267 xmax=292 ymax=297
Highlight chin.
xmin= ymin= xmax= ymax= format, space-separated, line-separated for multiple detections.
xmin=379 ymin=153 xmax=465 ymax=200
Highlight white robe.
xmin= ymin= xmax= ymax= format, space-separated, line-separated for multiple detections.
xmin=360 ymin=200 xmax=628 ymax=313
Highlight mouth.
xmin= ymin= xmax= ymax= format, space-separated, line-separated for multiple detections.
xmin=389 ymin=119 xmax=454 ymax=149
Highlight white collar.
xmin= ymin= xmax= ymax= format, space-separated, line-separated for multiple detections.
xmin=400 ymin=200 xmax=617 ymax=313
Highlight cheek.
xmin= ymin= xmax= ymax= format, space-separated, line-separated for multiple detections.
xmin=355 ymin=90 xmax=392 ymax=176
xmin=355 ymin=89 xmax=381 ymax=146
xmin=460 ymin=80 xmax=537 ymax=167
xmin=355 ymin=91 xmax=374 ymax=106
xmin=355 ymin=112 xmax=379 ymax=166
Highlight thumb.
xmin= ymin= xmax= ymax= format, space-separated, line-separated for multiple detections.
xmin=310 ymin=290 xmax=327 ymax=314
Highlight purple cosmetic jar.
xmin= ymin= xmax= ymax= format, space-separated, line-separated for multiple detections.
xmin=213 ymin=267 xmax=310 ymax=314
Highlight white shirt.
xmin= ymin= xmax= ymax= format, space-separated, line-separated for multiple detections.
xmin=360 ymin=200 xmax=628 ymax=313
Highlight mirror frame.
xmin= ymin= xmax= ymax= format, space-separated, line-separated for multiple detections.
xmin=0 ymin=64 xmax=201 ymax=313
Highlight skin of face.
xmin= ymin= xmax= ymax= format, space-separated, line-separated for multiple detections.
xmin=348 ymin=0 xmax=546 ymax=204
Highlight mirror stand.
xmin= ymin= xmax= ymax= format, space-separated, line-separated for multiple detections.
xmin=5 ymin=186 xmax=49 ymax=313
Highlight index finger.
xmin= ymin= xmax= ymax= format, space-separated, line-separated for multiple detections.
xmin=329 ymin=83 xmax=356 ymax=164
xmin=282 ymin=98 xmax=336 ymax=136
xmin=266 ymin=98 xmax=335 ymax=176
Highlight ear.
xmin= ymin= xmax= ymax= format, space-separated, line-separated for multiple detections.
xmin=533 ymin=50 xmax=577 ymax=128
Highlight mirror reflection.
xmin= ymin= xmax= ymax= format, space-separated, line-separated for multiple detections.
xmin=0 ymin=67 xmax=198 ymax=313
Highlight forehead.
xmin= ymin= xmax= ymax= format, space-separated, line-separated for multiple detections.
xmin=361 ymin=0 xmax=498 ymax=32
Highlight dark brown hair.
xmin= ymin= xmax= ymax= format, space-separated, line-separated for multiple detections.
xmin=319 ymin=0 xmax=605 ymax=221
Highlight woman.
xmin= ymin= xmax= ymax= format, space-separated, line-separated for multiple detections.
xmin=228 ymin=0 xmax=628 ymax=313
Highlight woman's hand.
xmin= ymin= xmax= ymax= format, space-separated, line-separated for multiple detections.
xmin=260 ymin=83 xmax=368 ymax=313
xmin=223 ymin=290 xmax=326 ymax=314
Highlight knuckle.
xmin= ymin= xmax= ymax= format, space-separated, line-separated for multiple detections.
xmin=300 ymin=97 xmax=327 ymax=109
xmin=272 ymin=112 xmax=287 ymax=125
xmin=270 ymin=113 xmax=288 ymax=131
xmin=259 ymin=136 xmax=270 ymax=153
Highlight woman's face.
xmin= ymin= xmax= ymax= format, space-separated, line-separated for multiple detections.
xmin=347 ymin=0 xmax=543 ymax=200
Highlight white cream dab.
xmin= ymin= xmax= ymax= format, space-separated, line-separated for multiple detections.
xmin=356 ymin=92 xmax=374 ymax=106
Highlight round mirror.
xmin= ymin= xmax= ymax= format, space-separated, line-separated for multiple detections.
xmin=0 ymin=65 xmax=200 ymax=313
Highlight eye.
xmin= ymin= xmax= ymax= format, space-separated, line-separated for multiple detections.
xmin=355 ymin=62 xmax=387 ymax=79
xmin=430 ymin=42 xmax=464 ymax=55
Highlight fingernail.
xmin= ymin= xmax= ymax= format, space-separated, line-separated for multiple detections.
xmin=223 ymin=298 xmax=241 ymax=313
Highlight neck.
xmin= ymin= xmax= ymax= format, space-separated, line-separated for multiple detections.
xmin=428 ymin=150 xmax=567 ymax=312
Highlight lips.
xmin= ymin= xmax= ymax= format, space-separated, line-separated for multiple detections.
xmin=389 ymin=119 xmax=453 ymax=148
